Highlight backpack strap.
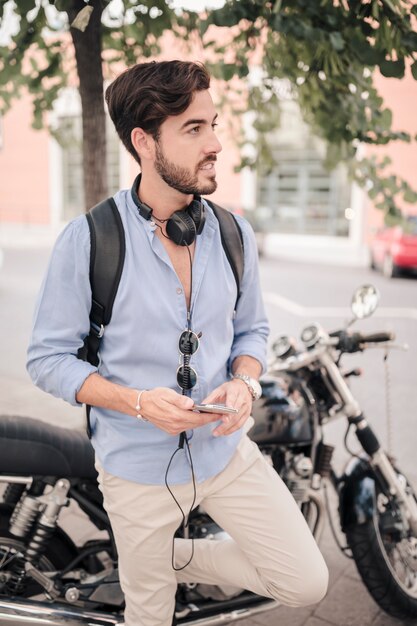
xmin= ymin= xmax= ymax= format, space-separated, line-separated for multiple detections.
xmin=206 ymin=200 xmax=244 ymax=311
xmin=77 ymin=197 xmax=125 ymax=437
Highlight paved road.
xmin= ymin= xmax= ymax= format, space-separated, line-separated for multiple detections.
xmin=1 ymin=245 xmax=416 ymax=626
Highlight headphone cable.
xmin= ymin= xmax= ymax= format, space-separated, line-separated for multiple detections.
xmin=165 ymin=243 xmax=197 ymax=571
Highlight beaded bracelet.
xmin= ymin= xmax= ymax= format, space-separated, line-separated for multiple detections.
xmin=135 ymin=390 xmax=148 ymax=421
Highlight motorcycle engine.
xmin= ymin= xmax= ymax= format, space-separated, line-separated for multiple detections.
xmin=270 ymin=448 xmax=313 ymax=505
xmin=287 ymin=453 xmax=314 ymax=504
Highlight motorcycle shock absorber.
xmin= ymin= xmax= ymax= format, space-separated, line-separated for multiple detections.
xmin=25 ymin=479 xmax=70 ymax=567
xmin=9 ymin=495 xmax=41 ymax=538
xmin=6 ymin=485 xmax=44 ymax=595
xmin=9 ymin=480 xmax=46 ymax=537
xmin=3 ymin=483 xmax=25 ymax=506
xmin=7 ymin=479 xmax=70 ymax=596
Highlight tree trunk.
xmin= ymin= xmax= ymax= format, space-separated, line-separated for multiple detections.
xmin=68 ymin=0 xmax=107 ymax=211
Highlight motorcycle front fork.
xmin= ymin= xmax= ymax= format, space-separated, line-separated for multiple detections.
xmin=319 ymin=352 xmax=417 ymax=534
xmin=351 ymin=414 xmax=417 ymax=535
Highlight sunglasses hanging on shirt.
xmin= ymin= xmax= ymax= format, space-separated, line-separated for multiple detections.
xmin=177 ymin=329 xmax=201 ymax=391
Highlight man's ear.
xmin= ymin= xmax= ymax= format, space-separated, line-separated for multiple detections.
xmin=131 ymin=128 xmax=155 ymax=161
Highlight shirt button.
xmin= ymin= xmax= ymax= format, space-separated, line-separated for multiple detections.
xmin=176 ymin=288 xmax=183 ymax=295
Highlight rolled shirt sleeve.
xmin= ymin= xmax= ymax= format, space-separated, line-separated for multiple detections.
xmin=228 ymin=215 xmax=270 ymax=374
xmin=27 ymin=216 xmax=98 ymax=405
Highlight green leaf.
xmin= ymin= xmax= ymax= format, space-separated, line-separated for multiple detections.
xmin=402 ymin=31 xmax=417 ymax=51
xmin=221 ymin=63 xmax=237 ymax=81
xmin=403 ymin=187 xmax=417 ymax=203
xmin=273 ymin=0 xmax=282 ymax=14
xmin=18 ymin=0 xmax=37 ymax=12
xmin=393 ymin=131 xmax=411 ymax=142
xmin=382 ymin=0 xmax=402 ymax=14
xmin=351 ymin=38 xmax=381 ymax=65
xmin=329 ymin=31 xmax=345 ymax=51
xmin=54 ymin=0 xmax=68 ymax=12
xmin=411 ymin=60 xmax=417 ymax=80
xmin=210 ymin=8 xmax=240 ymax=29
xmin=379 ymin=108 xmax=392 ymax=128
xmin=379 ymin=58 xmax=405 ymax=78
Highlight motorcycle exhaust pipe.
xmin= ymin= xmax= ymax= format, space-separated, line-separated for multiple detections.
xmin=0 ymin=597 xmax=278 ymax=626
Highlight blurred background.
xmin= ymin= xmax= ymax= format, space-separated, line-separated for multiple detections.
xmin=1 ymin=0 xmax=417 ymax=270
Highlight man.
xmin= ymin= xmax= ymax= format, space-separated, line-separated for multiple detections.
xmin=27 ymin=60 xmax=328 ymax=626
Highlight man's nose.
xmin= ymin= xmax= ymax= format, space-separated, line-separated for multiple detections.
xmin=205 ymin=131 xmax=222 ymax=155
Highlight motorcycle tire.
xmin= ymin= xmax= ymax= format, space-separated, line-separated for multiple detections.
xmin=0 ymin=503 xmax=78 ymax=598
xmin=346 ymin=483 xmax=417 ymax=620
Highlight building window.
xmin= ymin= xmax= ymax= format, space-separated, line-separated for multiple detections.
xmin=256 ymin=102 xmax=351 ymax=237
xmin=58 ymin=114 xmax=120 ymax=221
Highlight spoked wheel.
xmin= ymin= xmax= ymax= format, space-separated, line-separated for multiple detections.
xmin=0 ymin=536 xmax=58 ymax=597
xmin=346 ymin=473 xmax=417 ymax=619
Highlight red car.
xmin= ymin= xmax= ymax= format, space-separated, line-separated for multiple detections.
xmin=370 ymin=216 xmax=417 ymax=277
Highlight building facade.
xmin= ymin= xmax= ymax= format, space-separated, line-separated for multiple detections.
xmin=1 ymin=55 xmax=416 ymax=265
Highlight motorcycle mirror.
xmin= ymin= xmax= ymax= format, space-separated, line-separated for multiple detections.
xmin=350 ymin=284 xmax=380 ymax=320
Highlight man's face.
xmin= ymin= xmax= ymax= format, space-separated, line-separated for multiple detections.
xmin=153 ymin=90 xmax=222 ymax=196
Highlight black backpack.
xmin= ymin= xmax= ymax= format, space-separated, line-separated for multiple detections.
xmin=78 ymin=197 xmax=245 ymax=437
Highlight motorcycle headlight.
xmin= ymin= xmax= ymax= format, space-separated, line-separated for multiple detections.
xmin=272 ymin=335 xmax=297 ymax=359
xmin=301 ymin=323 xmax=322 ymax=348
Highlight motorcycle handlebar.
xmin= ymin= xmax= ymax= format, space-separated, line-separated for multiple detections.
xmin=332 ymin=330 xmax=396 ymax=353
xmin=269 ymin=329 xmax=399 ymax=372
xmin=357 ymin=331 xmax=395 ymax=344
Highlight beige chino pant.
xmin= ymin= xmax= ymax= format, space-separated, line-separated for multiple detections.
xmin=96 ymin=434 xmax=328 ymax=626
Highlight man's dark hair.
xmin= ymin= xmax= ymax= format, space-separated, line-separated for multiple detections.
xmin=105 ymin=60 xmax=211 ymax=164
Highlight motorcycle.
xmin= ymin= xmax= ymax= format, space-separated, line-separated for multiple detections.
xmin=0 ymin=284 xmax=416 ymax=624
xmin=251 ymin=283 xmax=417 ymax=620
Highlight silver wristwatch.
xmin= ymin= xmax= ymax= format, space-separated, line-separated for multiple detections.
xmin=232 ymin=374 xmax=262 ymax=400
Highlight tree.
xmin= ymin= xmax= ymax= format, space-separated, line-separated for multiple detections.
xmin=198 ymin=0 xmax=417 ymax=219
xmin=1 ymin=0 xmax=417 ymax=218
xmin=0 ymin=0 xmax=177 ymax=209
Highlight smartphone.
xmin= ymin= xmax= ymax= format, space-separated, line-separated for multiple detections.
xmin=193 ymin=403 xmax=238 ymax=414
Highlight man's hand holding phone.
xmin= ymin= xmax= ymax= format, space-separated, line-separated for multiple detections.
xmin=193 ymin=403 xmax=238 ymax=414
xmin=198 ymin=378 xmax=254 ymax=437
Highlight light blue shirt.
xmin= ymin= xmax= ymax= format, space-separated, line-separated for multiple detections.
xmin=27 ymin=189 xmax=269 ymax=485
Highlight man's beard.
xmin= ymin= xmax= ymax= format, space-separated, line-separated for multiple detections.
xmin=154 ymin=141 xmax=217 ymax=195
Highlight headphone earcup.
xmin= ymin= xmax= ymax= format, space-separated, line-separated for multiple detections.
xmin=188 ymin=199 xmax=206 ymax=235
xmin=166 ymin=210 xmax=196 ymax=246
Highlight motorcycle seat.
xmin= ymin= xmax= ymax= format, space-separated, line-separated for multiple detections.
xmin=0 ymin=415 xmax=97 ymax=479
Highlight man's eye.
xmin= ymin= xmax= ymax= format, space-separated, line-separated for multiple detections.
xmin=212 ymin=123 xmax=219 ymax=130
xmin=190 ymin=126 xmax=200 ymax=134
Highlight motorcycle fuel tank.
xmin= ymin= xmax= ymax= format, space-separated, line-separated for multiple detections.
xmin=251 ymin=375 xmax=314 ymax=445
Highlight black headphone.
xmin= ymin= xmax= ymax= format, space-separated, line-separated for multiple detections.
xmin=131 ymin=175 xmax=206 ymax=246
